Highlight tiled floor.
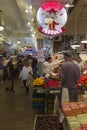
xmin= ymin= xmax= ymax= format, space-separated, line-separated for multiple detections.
xmin=0 ymin=79 xmax=42 ymax=130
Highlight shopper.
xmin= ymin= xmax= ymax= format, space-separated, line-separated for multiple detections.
xmin=43 ymin=57 xmax=52 ymax=77
xmin=75 ymin=56 xmax=84 ymax=73
xmin=0 ymin=57 xmax=4 ymax=84
xmin=60 ymin=51 xmax=80 ymax=102
xmin=83 ymin=60 xmax=87 ymax=74
xmin=26 ymin=62 xmax=33 ymax=88
xmin=20 ymin=61 xmax=33 ymax=95
xmin=31 ymin=57 xmax=37 ymax=78
xmin=7 ymin=57 xmax=15 ymax=92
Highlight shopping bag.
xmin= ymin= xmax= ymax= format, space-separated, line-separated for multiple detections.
xmin=53 ymin=95 xmax=59 ymax=115
xmin=26 ymin=73 xmax=33 ymax=87
xmin=62 ymin=88 xmax=69 ymax=102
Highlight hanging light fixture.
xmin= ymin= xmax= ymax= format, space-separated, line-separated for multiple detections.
xmin=65 ymin=1 xmax=74 ymax=8
xmin=0 ymin=10 xmax=4 ymax=31
xmin=70 ymin=8 xmax=81 ymax=50
xmin=17 ymin=40 xmax=21 ymax=44
xmin=17 ymin=33 xmax=21 ymax=44
xmin=73 ymin=8 xmax=78 ymax=44
xmin=80 ymin=34 xmax=87 ymax=43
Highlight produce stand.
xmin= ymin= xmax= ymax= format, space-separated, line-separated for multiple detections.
xmin=32 ymin=87 xmax=61 ymax=114
xmin=44 ymin=87 xmax=61 ymax=114
xmin=32 ymin=73 xmax=87 ymax=130
xmin=61 ymin=102 xmax=87 ymax=130
xmin=32 ymin=77 xmax=62 ymax=114
xmin=32 ymin=87 xmax=45 ymax=109
xmin=78 ymin=74 xmax=87 ymax=94
xmin=34 ymin=114 xmax=60 ymax=130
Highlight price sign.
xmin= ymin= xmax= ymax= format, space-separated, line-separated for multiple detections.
xmin=37 ymin=49 xmax=45 ymax=62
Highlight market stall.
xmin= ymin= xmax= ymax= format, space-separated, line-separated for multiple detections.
xmin=32 ymin=74 xmax=87 ymax=130
xmin=32 ymin=77 xmax=61 ymax=114
xmin=34 ymin=115 xmax=60 ymax=130
xmin=77 ymin=74 xmax=87 ymax=94
xmin=61 ymin=102 xmax=87 ymax=130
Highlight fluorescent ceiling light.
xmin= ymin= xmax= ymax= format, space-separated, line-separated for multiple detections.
xmin=17 ymin=40 xmax=21 ymax=44
xmin=0 ymin=10 xmax=4 ymax=31
xmin=32 ymin=18 xmax=34 ymax=22
xmin=28 ymin=22 xmax=30 ymax=25
xmin=81 ymin=40 xmax=87 ymax=43
xmin=0 ymin=25 xmax=4 ymax=31
xmin=25 ymin=9 xmax=28 ymax=13
xmin=71 ymin=45 xmax=80 ymax=48
xmin=29 ymin=5 xmax=32 ymax=10
xmin=81 ymin=34 xmax=87 ymax=43
xmin=65 ymin=1 xmax=74 ymax=8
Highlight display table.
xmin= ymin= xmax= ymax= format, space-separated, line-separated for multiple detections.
xmin=32 ymin=88 xmax=45 ymax=109
xmin=32 ymin=87 xmax=61 ymax=114
xmin=44 ymin=88 xmax=61 ymax=114
xmin=61 ymin=102 xmax=87 ymax=130
xmin=34 ymin=115 xmax=60 ymax=130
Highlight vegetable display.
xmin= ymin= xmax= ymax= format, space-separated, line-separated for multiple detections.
xmin=35 ymin=115 xmax=59 ymax=130
xmin=77 ymin=75 xmax=87 ymax=87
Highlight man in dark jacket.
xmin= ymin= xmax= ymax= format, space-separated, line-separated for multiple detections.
xmin=7 ymin=57 xmax=15 ymax=92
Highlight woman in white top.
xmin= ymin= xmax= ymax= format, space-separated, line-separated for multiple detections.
xmin=20 ymin=61 xmax=33 ymax=95
xmin=43 ymin=57 xmax=53 ymax=77
xmin=75 ymin=57 xmax=84 ymax=73
xmin=43 ymin=57 xmax=59 ymax=78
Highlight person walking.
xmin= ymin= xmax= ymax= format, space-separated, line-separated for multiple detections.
xmin=0 ymin=57 xmax=4 ymax=84
xmin=7 ymin=57 xmax=15 ymax=92
xmin=60 ymin=51 xmax=80 ymax=102
xmin=20 ymin=61 xmax=33 ymax=95
xmin=31 ymin=57 xmax=37 ymax=78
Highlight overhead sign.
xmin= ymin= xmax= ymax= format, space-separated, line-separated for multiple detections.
xmin=37 ymin=49 xmax=45 ymax=62
xmin=37 ymin=2 xmax=67 ymax=36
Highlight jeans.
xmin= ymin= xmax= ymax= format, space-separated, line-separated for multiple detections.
xmin=23 ymin=80 xmax=29 ymax=93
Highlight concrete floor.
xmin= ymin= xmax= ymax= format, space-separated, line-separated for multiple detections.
xmin=0 ymin=79 xmax=42 ymax=130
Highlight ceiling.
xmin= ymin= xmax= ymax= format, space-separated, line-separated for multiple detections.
xmin=65 ymin=0 xmax=87 ymax=35
xmin=0 ymin=0 xmax=87 ymax=50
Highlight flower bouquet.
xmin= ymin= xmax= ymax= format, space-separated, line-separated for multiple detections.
xmin=77 ymin=75 xmax=87 ymax=93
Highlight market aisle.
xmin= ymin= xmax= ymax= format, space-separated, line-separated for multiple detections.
xmin=0 ymin=79 xmax=41 ymax=130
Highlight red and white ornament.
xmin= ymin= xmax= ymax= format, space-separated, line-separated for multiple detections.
xmin=37 ymin=2 xmax=67 ymax=36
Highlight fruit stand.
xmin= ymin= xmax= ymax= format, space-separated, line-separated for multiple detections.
xmin=34 ymin=114 xmax=60 ymax=130
xmin=61 ymin=102 xmax=87 ymax=130
xmin=77 ymin=75 xmax=87 ymax=94
xmin=32 ymin=74 xmax=87 ymax=130
xmin=32 ymin=77 xmax=45 ymax=109
xmin=32 ymin=77 xmax=61 ymax=114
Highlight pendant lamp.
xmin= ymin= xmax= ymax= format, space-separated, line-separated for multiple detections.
xmin=80 ymin=34 xmax=87 ymax=43
xmin=65 ymin=1 xmax=74 ymax=8
xmin=0 ymin=10 xmax=4 ymax=31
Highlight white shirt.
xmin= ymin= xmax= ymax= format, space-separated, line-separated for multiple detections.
xmin=75 ymin=61 xmax=84 ymax=70
xmin=43 ymin=61 xmax=55 ymax=74
xmin=20 ymin=66 xmax=33 ymax=80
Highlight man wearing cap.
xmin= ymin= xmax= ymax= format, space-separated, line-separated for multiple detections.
xmin=60 ymin=51 xmax=80 ymax=102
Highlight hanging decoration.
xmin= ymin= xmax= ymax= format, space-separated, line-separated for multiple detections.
xmin=37 ymin=2 xmax=67 ymax=36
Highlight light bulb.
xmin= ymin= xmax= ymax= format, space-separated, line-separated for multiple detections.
xmin=0 ymin=25 xmax=4 ymax=31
